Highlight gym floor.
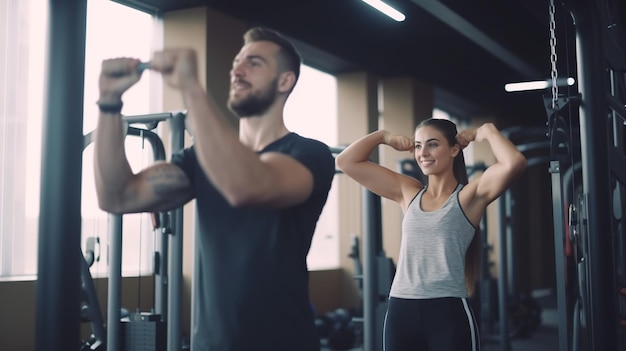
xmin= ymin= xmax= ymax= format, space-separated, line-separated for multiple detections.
xmin=481 ymin=324 xmax=559 ymax=351
xmin=482 ymin=291 xmax=559 ymax=351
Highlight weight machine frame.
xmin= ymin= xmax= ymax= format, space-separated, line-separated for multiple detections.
xmin=79 ymin=111 xmax=187 ymax=351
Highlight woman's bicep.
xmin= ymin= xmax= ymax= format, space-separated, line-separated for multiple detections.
xmin=340 ymin=161 xmax=417 ymax=203
xmin=474 ymin=162 xmax=522 ymax=204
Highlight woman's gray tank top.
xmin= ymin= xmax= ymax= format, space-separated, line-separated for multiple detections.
xmin=389 ymin=184 xmax=476 ymax=299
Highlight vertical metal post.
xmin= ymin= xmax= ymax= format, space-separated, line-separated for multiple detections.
xmin=609 ymin=73 xmax=626 ymax=351
xmin=569 ymin=0 xmax=616 ymax=350
xmin=155 ymin=215 xmax=170 ymax=319
xmin=362 ymin=188 xmax=382 ymax=351
xmin=107 ymin=215 xmax=124 ymax=351
xmin=504 ymin=190 xmax=515 ymax=296
xmin=35 ymin=1 xmax=87 ymax=350
xmin=549 ymin=161 xmax=569 ymax=351
xmin=152 ymin=132 xmax=168 ymax=321
xmin=168 ymin=112 xmax=186 ymax=351
xmin=496 ymin=195 xmax=510 ymax=351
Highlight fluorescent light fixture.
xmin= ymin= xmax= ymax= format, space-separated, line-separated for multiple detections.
xmin=505 ymin=77 xmax=575 ymax=92
xmin=361 ymin=0 xmax=406 ymax=22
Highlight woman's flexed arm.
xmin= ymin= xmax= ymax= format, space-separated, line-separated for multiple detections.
xmin=336 ymin=130 xmax=421 ymax=205
xmin=462 ymin=123 xmax=527 ymax=205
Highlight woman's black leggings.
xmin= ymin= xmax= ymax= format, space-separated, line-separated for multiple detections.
xmin=383 ymin=296 xmax=480 ymax=351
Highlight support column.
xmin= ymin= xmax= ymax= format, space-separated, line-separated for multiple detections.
xmin=379 ymin=77 xmax=433 ymax=262
xmin=36 ymin=1 xmax=87 ymax=350
xmin=336 ymin=72 xmax=381 ymax=351
xmin=336 ymin=72 xmax=379 ymax=309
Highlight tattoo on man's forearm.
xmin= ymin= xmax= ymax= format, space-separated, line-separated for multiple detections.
xmin=146 ymin=167 xmax=187 ymax=196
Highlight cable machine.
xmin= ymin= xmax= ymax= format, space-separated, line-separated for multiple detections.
xmin=79 ymin=111 xmax=187 ymax=351
xmin=81 ymin=125 xmax=167 ymax=351
xmin=546 ymin=1 xmax=626 ymax=350
xmin=489 ymin=127 xmax=554 ymax=351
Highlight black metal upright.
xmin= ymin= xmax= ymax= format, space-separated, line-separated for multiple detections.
xmin=168 ymin=112 xmax=187 ymax=351
xmin=362 ymin=188 xmax=383 ymax=351
xmin=35 ymin=1 xmax=87 ymax=350
xmin=549 ymin=160 xmax=569 ymax=351
xmin=496 ymin=193 xmax=510 ymax=351
xmin=568 ymin=1 xmax=617 ymax=350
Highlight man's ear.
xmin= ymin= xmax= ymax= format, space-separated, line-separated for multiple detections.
xmin=277 ymin=71 xmax=296 ymax=93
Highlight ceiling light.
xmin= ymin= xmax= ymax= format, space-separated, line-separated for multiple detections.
xmin=505 ymin=77 xmax=575 ymax=92
xmin=361 ymin=0 xmax=406 ymax=22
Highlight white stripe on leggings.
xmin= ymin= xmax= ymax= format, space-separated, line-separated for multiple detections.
xmin=382 ymin=309 xmax=389 ymax=351
xmin=461 ymin=298 xmax=479 ymax=351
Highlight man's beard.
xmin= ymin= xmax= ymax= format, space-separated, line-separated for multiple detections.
xmin=228 ymin=79 xmax=278 ymax=118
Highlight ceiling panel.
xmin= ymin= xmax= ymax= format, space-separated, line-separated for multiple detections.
xmin=114 ymin=0 xmax=621 ymax=125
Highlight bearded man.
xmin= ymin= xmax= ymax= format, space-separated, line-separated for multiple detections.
xmin=94 ymin=27 xmax=335 ymax=351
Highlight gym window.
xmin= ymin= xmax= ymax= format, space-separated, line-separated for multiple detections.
xmin=285 ymin=66 xmax=340 ymax=270
xmin=0 ymin=0 xmax=159 ymax=278
xmin=0 ymin=0 xmax=48 ymax=278
xmin=0 ymin=0 xmax=340 ymax=278
xmin=81 ymin=0 xmax=160 ymax=277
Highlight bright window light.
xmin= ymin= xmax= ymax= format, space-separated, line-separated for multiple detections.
xmin=361 ymin=0 xmax=406 ymax=22
xmin=285 ymin=66 xmax=339 ymax=270
xmin=505 ymin=77 xmax=575 ymax=92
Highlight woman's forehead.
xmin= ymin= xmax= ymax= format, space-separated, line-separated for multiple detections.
xmin=414 ymin=126 xmax=444 ymax=140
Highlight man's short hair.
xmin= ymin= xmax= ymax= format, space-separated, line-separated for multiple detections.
xmin=243 ymin=27 xmax=302 ymax=82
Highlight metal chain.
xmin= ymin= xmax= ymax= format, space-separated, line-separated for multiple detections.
xmin=549 ymin=0 xmax=558 ymax=109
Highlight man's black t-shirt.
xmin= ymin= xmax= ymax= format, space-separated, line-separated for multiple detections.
xmin=172 ymin=132 xmax=335 ymax=351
